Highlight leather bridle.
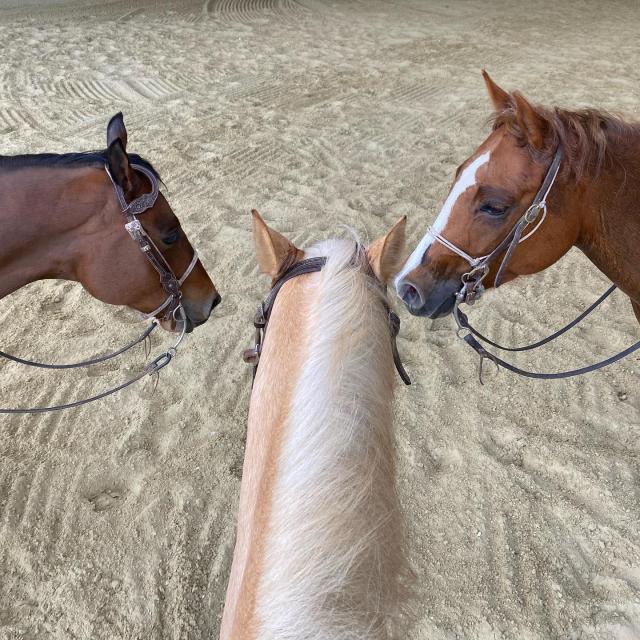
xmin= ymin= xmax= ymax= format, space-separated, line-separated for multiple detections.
xmin=426 ymin=147 xmax=640 ymax=381
xmin=425 ymin=147 xmax=563 ymax=306
xmin=0 ymin=163 xmax=200 ymax=413
xmin=243 ymin=248 xmax=411 ymax=386
xmin=105 ymin=162 xmax=199 ymax=324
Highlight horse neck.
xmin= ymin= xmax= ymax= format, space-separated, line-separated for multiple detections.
xmin=569 ymin=129 xmax=640 ymax=302
xmin=222 ymin=246 xmax=409 ymax=640
xmin=0 ymin=166 xmax=109 ymax=299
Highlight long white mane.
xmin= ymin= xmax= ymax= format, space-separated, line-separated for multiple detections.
xmin=255 ymin=238 xmax=413 ymax=639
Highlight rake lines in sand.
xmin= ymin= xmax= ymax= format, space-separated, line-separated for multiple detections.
xmin=203 ymin=0 xmax=309 ymax=25
xmin=478 ymin=502 xmax=553 ymax=632
xmin=129 ymin=492 xmax=234 ymax=637
xmin=163 ymin=140 xmax=287 ymax=203
xmin=471 ymin=473 xmax=629 ymax=636
xmin=216 ymin=140 xmax=286 ymax=183
xmin=0 ymin=107 xmax=30 ymax=135
xmin=52 ymin=78 xmax=128 ymax=104
xmin=483 ymin=436 xmax=640 ymax=557
xmin=1 ymin=66 xmax=200 ymax=140
xmin=224 ymin=73 xmax=353 ymax=113
xmin=0 ymin=458 xmax=84 ymax=569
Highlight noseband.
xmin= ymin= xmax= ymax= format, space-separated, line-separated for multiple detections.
xmin=427 ymin=147 xmax=562 ymax=305
xmin=243 ymin=249 xmax=411 ymax=386
xmin=105 ymin=163 xmax=199 ymax=324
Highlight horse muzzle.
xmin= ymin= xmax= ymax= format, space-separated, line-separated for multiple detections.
xmin=396 ymin=276 xmax=460 ymax=318
xmin=182 ymin=292 xmax=221 ymax=332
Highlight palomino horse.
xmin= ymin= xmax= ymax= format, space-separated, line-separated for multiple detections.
xmin=396 ymin=71 xmax=640 ymax=325
xmin=220 ymin=212 xmax=412 ymax=639
xmin=0 ymin=113 xmax=220 ymax=333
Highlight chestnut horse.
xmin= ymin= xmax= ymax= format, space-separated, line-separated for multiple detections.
xmin=396 ymin=71 xmax=640 ymax=326
xmin=220 ymin=212 xmax=412 ymax=639
xmin=0 ymin=113 xmax=220 ymax=333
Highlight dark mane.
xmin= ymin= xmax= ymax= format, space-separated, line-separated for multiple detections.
xmin=492 ymin=104 xmax=640 ymax=180
xmin=0 ymin=150 xmax=160 ymax=179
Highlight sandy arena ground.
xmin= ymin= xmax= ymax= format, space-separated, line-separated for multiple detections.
xmin=1 ymin=1 xmax=640 ymax=638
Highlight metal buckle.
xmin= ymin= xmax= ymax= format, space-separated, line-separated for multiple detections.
xmin=242 ymin=345 xmax=261 ymax=365
xmin=146 ymin=351 xmax=173 ymax=374
xmin=524 ymin=203 xmax=542 ymax=223
xmin=244 ymin=304 xmax=266 ymax=366
xmin=465 ymin=284 xmax=484 ymax=304
xmin=254 ymin=305 xmax=266 ymax=329
xmin=460 ymin=265 xmax=488 ymax=305
xmin=125 ymin=219 xmax=145 ymax=242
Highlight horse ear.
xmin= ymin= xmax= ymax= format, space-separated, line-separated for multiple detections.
xmin=106 ymin=139 xmax=134 ymax=197
xmin=482 ymin=69 xmax=511 ymax=113
xmin=251 ymin=209 xmax=302 ymax=278
xmin=107 ymin=112 xmax=128 ymax=150
xmin=512 ymin=91 xmax=548 ymax=150
xmin=367 ymin=216 xmax=406 ymax=284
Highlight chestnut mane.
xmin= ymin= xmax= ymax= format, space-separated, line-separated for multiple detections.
xmin=492 ymin=104 xmax=640 ymax=180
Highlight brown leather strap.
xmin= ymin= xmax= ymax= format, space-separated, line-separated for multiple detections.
xmin=388 ymin=310 xmax=411 ymax=385
xmin=109 ymin=163 xmax=185 ymax=320
xmin=0 ymin=321 xmax=157 ymax=369
xmin=244 ymin=252 xmax=411 ymax=385
xmin=460 ymin=147 xmax=562 ymax=301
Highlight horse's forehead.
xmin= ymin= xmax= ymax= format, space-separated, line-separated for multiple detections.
xmin=463 ymin=132 xmax=504 ymax=171
xmin=145 ymin=192 xmax=178 ymax=226
xmin=458 ymin=133 xmax=538 ymax=193
xmin=480 ymin=130 xmax=531 ymax=174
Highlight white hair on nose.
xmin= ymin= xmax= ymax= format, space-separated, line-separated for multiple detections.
xmin=394 ymin=150 xmax=491 ymax=291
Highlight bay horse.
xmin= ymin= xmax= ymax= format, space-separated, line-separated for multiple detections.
xmin=0 ymin=113 xmax=220 ymax=333
xmin=396 ymin=71 xmax=640 ymax=327
xmin=220 ymin=211 xmax=413 ymax=639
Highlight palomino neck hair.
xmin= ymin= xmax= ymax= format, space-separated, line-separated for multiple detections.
xmin=253 ymin=238 xmax=411 ymax=639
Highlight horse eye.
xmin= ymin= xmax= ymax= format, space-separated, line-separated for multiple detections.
xmin=479 ymin=203 xmax=508 ymax=217
xmin=163 ymin=229 xmax=180 ymax=245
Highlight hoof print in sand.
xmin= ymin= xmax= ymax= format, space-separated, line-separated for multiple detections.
xmin=87 ymin=487 xmax=126 ymax=513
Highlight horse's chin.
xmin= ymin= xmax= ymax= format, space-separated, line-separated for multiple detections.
xmin=159 ymin=318 xmax=174 ymax=332
xmin=159 ymin=317 xmax=195 ymax=333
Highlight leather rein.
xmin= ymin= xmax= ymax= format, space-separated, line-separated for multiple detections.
xmin=434 ymin=147 xmax=640 ymax=381
xmin=0 ymin=164 xmax=199 ymax=414
xmin=243 ymin=250 xmax=411 ymax=386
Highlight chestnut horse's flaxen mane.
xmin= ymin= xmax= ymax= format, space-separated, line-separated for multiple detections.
xmin=493 ymin=105 xmax=640 ymax=180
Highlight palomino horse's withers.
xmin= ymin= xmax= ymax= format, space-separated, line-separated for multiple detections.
xmin=220 ymin=212 xmax=413 ymax=639
xmin=0 ymin=113 xmax=221 ymax=411
xmin=396 ymin=71 xmax=640 ymax=377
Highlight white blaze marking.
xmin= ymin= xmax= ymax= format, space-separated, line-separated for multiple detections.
xmin=394 ymin=151 xmax=491 ymax=291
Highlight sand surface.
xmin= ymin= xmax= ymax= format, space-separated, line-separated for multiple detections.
xmin=1 ymin=1 xmax=640 ymax=638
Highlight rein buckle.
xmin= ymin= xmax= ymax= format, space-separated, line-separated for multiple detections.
xmin=242 ymin=346 xmax=261 ymax=365
xmin=458 ymin=281 xmax=484 ymax=305
xmin=254 ymin=306 xmax=266 ymax=329
xmin=460 ymin=264 xmax=488 ymax=305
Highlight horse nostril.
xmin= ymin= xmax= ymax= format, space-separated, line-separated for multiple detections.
xmin=211 ymin=293 xmax=222 ymax=310
xmin=400 ymin=283 xmax=423 ymax=309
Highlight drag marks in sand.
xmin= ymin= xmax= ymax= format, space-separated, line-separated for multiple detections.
xmin=2 ymin=1 xmax=640 ymax=639
xmin=203 ymin=0 xmax=309 ymax=25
